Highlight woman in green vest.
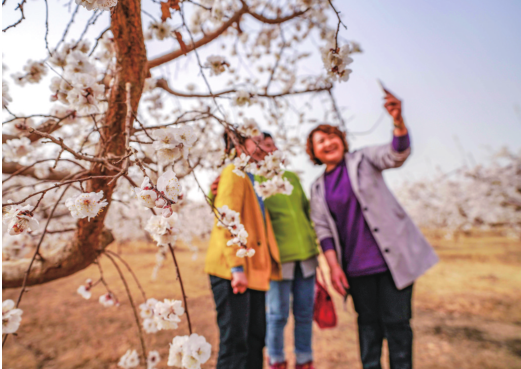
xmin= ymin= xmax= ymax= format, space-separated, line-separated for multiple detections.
xmin=211 ymin=133 xmax=319 ymax=369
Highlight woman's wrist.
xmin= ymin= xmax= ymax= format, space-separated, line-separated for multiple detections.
xmin=393 ymin=117 xmax=408 ymax=136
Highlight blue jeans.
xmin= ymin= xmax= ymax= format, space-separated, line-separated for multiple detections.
xmin=266 ymin=263 xmax=315 ymax=365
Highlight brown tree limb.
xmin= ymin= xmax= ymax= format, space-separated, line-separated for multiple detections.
xmin=2 ymin=227 xmax=114 ymax=289
xmin=148 ymin=6 xmax=247 ymax=69
xmin=156 ymin=77 xmax=332 ymax=99
xmin=247 ymin=7 xmax=309 ymax=24
xmin=2 ymin=160 xmax=72 ymax=182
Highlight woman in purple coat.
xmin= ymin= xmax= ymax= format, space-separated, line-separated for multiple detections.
xmin=308 ymin=91 xmax=438 ymax=369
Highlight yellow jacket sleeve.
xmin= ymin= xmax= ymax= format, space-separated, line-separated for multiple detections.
xmin=213 ymin=165 xmax=246 ymax=269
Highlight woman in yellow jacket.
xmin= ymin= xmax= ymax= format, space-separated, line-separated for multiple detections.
xmin=205 ymin=133 xmax=281 ymax=369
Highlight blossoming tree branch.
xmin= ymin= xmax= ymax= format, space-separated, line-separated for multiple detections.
xmin=2 ymin=0 xmax=358 ymax=367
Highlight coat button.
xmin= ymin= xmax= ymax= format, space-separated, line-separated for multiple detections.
xmin=363 ymin=207 xmax=368 ymax=211
xmin=384 ymin=248 xmax=390 ymax=253
xmin=373 ymin=227 xmax=379 ymax=233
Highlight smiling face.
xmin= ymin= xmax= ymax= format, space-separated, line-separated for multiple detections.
xmin=311 ymin=130 xmax=346 ymax=168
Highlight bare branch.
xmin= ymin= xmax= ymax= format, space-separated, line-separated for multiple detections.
xmin=2 ymin=0 xmax=27 ymax=32
xmin=247 ymin=6 xmax=309 ymax=24
xmin=103 ymin=252 xmax=147 ymax=364
xmin=2 ymin=160 xmax=73 ymax=182
xmin=328 ymin=0 xmax=347 ymax=50
xmin=157 ymin=77 xmax=332 ymax=99
xmin=55 ymin=4 xmax=80 ymax=50
xmin=168 ymin=244 xmax=192 ymax=334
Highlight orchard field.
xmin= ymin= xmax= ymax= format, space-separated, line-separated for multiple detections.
xmin=3 ymin=230 xmax=521 ymax=369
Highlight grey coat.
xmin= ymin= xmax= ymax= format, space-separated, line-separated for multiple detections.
xmin=309 ymin=142 xmax=438 ymax=290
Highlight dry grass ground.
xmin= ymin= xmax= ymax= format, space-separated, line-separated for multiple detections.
xmin=3 ymin=232 xmax=521 ymax=369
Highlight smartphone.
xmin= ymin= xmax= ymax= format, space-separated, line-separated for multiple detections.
xmin=377 ymin=79 xmax=391 ymax=95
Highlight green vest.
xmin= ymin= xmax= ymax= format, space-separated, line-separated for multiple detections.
xmin=255 ymin=171 xmax=319 ymax=264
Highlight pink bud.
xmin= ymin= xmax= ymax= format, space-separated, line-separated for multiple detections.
xmin=155 ymin=197 xmax=167 ymax=208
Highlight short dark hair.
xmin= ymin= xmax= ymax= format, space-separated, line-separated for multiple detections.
xmin=306 ymin=124 xmax=349 ymax=165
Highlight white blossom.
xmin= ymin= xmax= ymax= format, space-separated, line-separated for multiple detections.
xmin=6 ymin=205 xmax=39 ymax=236
xmin=99 ymin=293 xmax=117 ymax=307
xmin=147 ymin=351 xmax=161 ymax=369
xmin=216 ymin=205 xmax=240 ymax=229
xmin=140 ymin=298 xmax=158 ymax=319
xmin=2 ymin=300 xmax=23 ymax=334
xmin=143 ymin=318 xmax=159 ymax=334
xmin=65 ymin=51 xmax=96 ymax=75
xmin=76 ymin=0 xmax=117 ymax=11
xmin=149 ymin=21 xmax=172 ymax=40
xmin=168 ymin=334 xmax=211 ymax=369
xmin=11 ymin=60 xmax=47 ymax=86
xmin=254 ymin=176 xmax=293 ymax=200
xmin=157 ymin=169 xmax=182 ymax=203
xmin=173 ymin=126 xmax=197 ymax=157
xmin=118 ymin=349 xmax=140 ymax=369
xmin=237 ymin=118 xmax=261 ymax=138
xmin=321 ymin=43 xmax=353 ymax=82
xmin=227 ymin=224 xmax=248 ymax=247
xmin=145 ymin=214 xmax=180 ymax=247
xmin=2 ymin=137 xmax=33 ymax=162
xmin=154 ymin=299 xmax=184 ymax=331
xmin=168 ymin=335 xmax=189 ymax=367
xmin=232 ymin=153 xmax=251 ymax=177
xmin=134 ymin=177 xmax=158 ymax=208
xmin=236 ymin=248 xmax=247 ymax=257
xmin=77 ymin=285 xmax=92 ymax=300
xmin=2 ymin=80 xmax=12 ymax=109
xmin=205 ymin=55 xmax=229 ymax=76
xmin=66 ymin=191 xmax=109 ymax=221
xmin=233 ymin=90 xmax=254 ymax=106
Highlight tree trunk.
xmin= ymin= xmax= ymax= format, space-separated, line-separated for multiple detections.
xmin=2 ymin=0 xmax=147 ymax=289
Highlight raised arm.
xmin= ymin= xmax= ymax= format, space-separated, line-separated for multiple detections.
xmin=363 ymin=89 xmax=412 ymax=171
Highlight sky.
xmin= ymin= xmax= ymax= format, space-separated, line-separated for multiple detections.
xmin=2 ymin=0 xmax=521 ymax=195
xmin=294 ymin=0 xmax=521 ymax=191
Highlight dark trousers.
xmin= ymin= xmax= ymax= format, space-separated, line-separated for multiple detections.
xmin=348 ymin=271 xmax=413 ymax=369
xmin=210 ymin=275 xmax=266 ymax=369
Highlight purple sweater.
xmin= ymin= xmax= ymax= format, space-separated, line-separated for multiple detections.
xmin=320 ymin=134 xmax=410 ymax=277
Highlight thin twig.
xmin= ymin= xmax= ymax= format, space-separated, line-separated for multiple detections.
xmin=55 ymin=4 xmax=80 ymax=50
xmin=103 ymin=252 xmax=147 ymax=364
xmin=168 ymin=244 xmax=192 ymax=334
xmin=88 ymin=27 xmax=110 ymax=57
xmin=43 ymin=0 xmax=51 ymax=55
xmin=265 ymin=26 xmax=285 ymax=94
xmin=327 ymin=0 xmax=347 ymax=50
xmin=327 ymin=88 xmax=346 ymax=129
xmin=105 ymin=250 xmax=147 ymax=303
xmin=2 ymin=175 xmax=115 ymax=207
xmin=2 ymin=0 xmax=27 ymax=32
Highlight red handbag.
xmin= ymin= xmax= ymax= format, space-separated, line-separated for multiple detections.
xmin=313 ymin=268 xmax=338 ymax=329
